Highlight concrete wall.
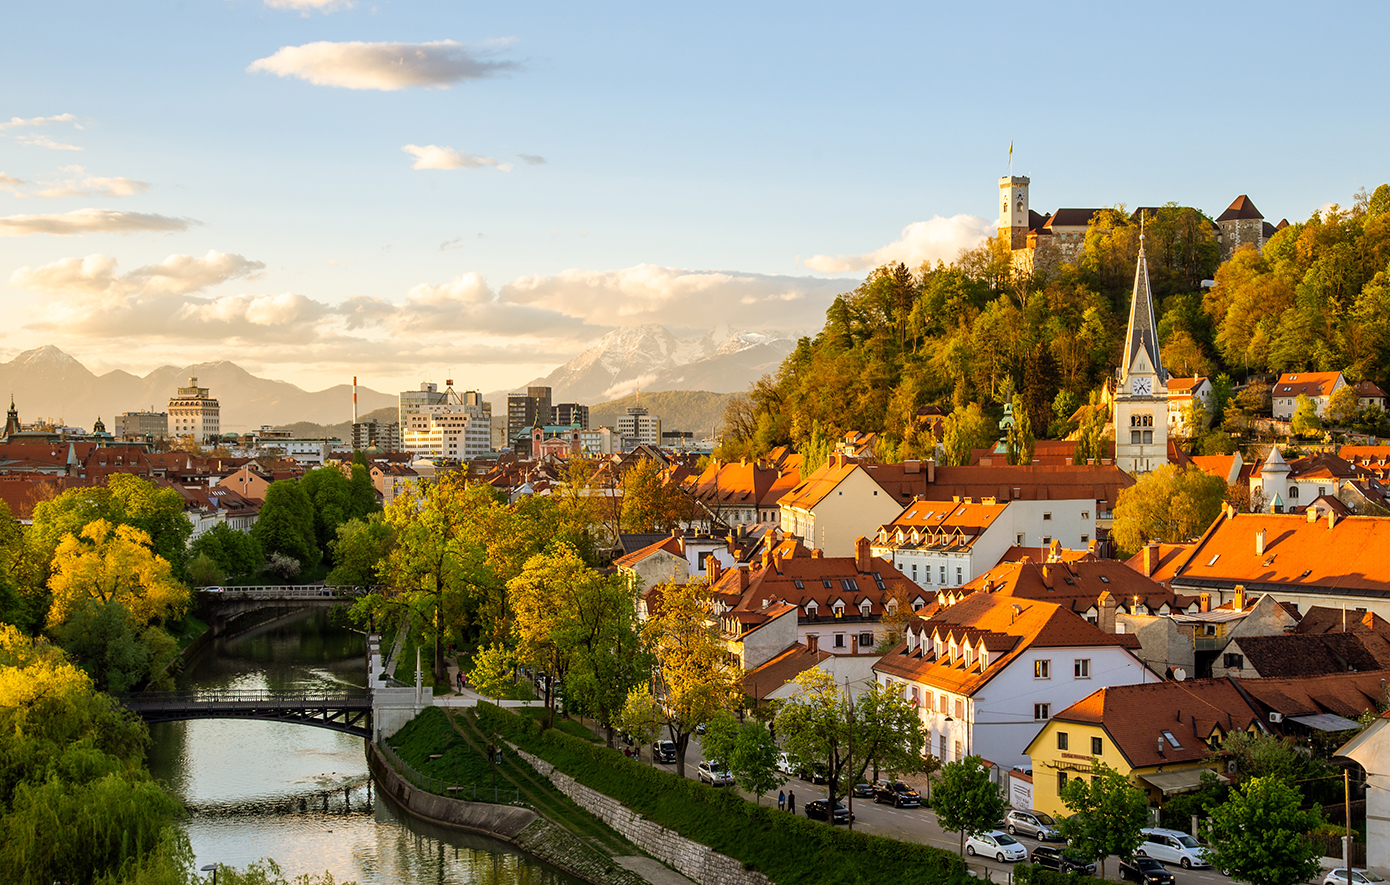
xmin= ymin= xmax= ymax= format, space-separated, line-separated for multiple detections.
xmin=514 ymin=747 xmax=774 ymax=885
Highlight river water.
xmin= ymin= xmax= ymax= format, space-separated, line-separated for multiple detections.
xmin=146 ymin=609 xmax=581 ymax=884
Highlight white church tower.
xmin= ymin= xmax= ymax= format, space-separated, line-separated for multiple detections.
xmin=1114 ymin=230 xmax=1170 ymax=473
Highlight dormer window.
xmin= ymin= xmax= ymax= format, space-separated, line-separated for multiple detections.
xmin=963 ymin=647 xmax=973 ymax=667
xmin=805 ymin=602 xmax=818 ymax=618
xmin=860 ymin=601 xmax=872 ymax=617
xmin=979 ymin=648 xmax=989 ymax=668
xmin=948 ymin=640 xmax=957 ymax=662
xmin=833 ymin=602 xmax=845 ymax=618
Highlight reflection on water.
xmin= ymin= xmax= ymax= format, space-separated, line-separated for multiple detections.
xmin=146 ymin=609 xmax=580 ymax=884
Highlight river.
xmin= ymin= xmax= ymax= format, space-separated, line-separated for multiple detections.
xmin=146 ymin=608 xmax=581 ymax=884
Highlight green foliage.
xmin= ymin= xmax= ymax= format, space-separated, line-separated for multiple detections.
xmin=189 ymin=523 xmax=265 ymax=580
xmin=207 ymin=858 xmax=350 ymax=885
xmin=851 ymin=680 xmax=927 ymax=782
xmin=467 ymin=643 xmax=519 ymax=700
xmin=619 ymin=457 xmax=688 ymax=533
xmin=476 ymin=702 xmax=967 ymax=885
xmin=49 ymin=599 xmax=178 ymax=693
xmin=1013 ymin=863 xmax=1094 ymax=885
xmin=701 ymin=711 xmax=784 ymax=803
xmin=186 ymin=551 xmax=224 ymax=587
xmin=252 ymin=480 xmax=320 ymax=571
xmin=324 ymin=514 xmax=393 ymax=586
xmin=1204 ymin=776 xmax=1322 ymax=885
xmin=1291 ymin=394 xmax=1322 ymax=437
xmin=941 ymin=403 xmax=994 ymax=466
xmin=1006 ymin=393 xmax=1035 ymax=465
xmin=1056 ymin=761 xmax=1148 ymax=879
xmin=1111 ymin=464 xmax=1227 ymax=556
xmin=932 ymin=755 xmax=1008 ymax=856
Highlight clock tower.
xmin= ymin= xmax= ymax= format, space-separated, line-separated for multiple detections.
xmin=999 ymin=175 xmax=1029 ymax=250
xmin=1113 ymin=232 xmax=1169 ymax=473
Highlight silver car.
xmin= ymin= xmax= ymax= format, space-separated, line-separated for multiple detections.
xmin=697 ymin=760 xmax=733 ymax=786
xmin=1005 ymin=809 xmax=1061 ymax=841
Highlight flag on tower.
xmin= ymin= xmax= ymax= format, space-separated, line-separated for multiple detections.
xmin=1008 ymin=140 xmax=1013 ymax=174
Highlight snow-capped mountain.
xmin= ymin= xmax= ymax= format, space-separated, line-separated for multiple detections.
xmin=519 ymin=324 xmax=794 ymax=403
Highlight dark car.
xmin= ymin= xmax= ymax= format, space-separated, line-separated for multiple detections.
xmin=851 ymin=782 xmax=876 ymax=799
xmin=796 ymin=762 xmax=828 ymax=784
xmin=1121 ymin=857 xmax=1175 ymax=885
xmin=652 ymin=740 xmax=676 ymax=763
xmin=1030 ymin=845 xmax=1096 ymax=876
xmin=804 ymin=799 xmax=854 ymax=825
xmin=872 ymin=781 xmax=921 ymax=807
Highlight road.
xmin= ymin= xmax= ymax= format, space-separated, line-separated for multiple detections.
xmin=629 ymin=735 xmax=1241 ymax=885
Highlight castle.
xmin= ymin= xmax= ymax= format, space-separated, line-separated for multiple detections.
xmin=998 ymin=175 xmax=1287 ymax=276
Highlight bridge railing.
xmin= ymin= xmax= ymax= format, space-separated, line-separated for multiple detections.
xmin=119 ymin=689 xmax=372 ymax=708
xmin=377 ymin=740 xmax=521 ymax=805
xmin=199 ymin=585 xmax=348 ymax=600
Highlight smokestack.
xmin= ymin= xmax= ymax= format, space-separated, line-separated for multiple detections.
xmin=353 ymin=375 xmax=358 ymax=423
xmin=1143 ymin=541 xmax=1160 ymax=577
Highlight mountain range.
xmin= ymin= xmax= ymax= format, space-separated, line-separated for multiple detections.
xmin=492 ymin=324 xmax=793 ymax=405
xmin=0 ymin=346 xmax=395 ymax=432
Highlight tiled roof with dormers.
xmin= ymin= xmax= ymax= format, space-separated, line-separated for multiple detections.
xmin=709 ymin=541 xmax=912 ymax=628
xmin=874 ymin=499 xmax=1008 ymax=550
xmin=1230 ymin=632 xmax=1390 ymax=678
xmin=1296 ymin=605 xmax=1390 ymax=635
xmin=967 ymin=557 xmax=1192 ymax=616
xmin=873 ymin=593 xmax=1139 ymax=697
xmin=1273 ymin=371 xmax=1342 ymax=398
xmin=1237 ymin=669 xmax=1390 ymax=720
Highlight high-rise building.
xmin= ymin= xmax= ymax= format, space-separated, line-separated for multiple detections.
xmin=168 ymin=377 xmax=220 ymax=444
xmin=551 ymin=402 xmax=589 ymax=429
xmin=118 ymin=410 xmax=168 ymax=442
xmin=507 ymin=386 xmax=552 ymax=442
xmin=617 ymin=405 xmax=661 ymax=450
xmin=399 ymin=379 xmax=492 ymax=461
xmin=398 ymin=382 xmax=448 ymax=427
xmin=352 ymin=420 xmax=400 ymax=452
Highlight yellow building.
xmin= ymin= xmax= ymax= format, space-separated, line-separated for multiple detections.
xmin=1024 ymin=680 xmax=1256 ymax=817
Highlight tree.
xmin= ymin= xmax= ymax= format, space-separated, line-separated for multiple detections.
xmin=941 ymin=403 xmax=994 ymax=466
xmin=1291 ymin=394 xmax=1323 ymax=438
xmin=186 ymin=551 xmax=225 ymax=587
xmin=1326 ymin=384 xmax=1361 ymax=427
xmin=1074 ymin=390 xmax=1112 ymax=465
xmin=1006 ymin=392 xmax=1034 ymax=465
xmin=776 ymin=669 xmax=856 ymax=815
xmin=189 ymin=523 xmax=264 ymax=579
xmin=299 ymin=466 xmax=354 ymax=561
xmin=1111 ymin=465 xmax=1227 ymax=556
xmin=29 ymin=475 xmax=193 ymax=583
xmin=635 ymin=578 xmax=742 ymax=777
xmin=1204 ymin=776 xmax=1321 ymax=885
xmin=468 ymin=643 xmax=518 ymax=700
xmin=325 ymin=514 xmax=394 ymax=587
xmin=252 ymin=480 xmax=320 ymax=572
xmin=933 ymin=754 xmax=1007 ymax=857
xmin=729 ymin=718 xmax=783 ymax=803
xmin=1056 ymin=760 xmax=1149 ymax=880
xmin=619 ymin=457 xmax=687 ymax=533
xmin=850 ymin=681 xmax=927 ymax=783
xmin=46 ymin=520 xmax=188 ymax=630
xmin=49 ymin=598 xmax=178 ymax=693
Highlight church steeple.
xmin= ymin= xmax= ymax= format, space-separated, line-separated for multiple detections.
xmin=1122 ymin=229 xmax=1165 ymax=385
xmin=3 ymin=396 xmax=20 ymax=441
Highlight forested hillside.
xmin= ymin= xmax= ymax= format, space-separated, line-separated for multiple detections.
xmin=589 ymin=390 xmax=734 ymax=438
xmin=717 ymin=187 xmax=1390 ymax=460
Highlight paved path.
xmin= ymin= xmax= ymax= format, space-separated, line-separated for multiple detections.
xmin=613 ymin=857 xmax=697 ymax=885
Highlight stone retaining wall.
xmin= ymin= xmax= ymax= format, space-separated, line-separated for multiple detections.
xmin=513 ymin=747 xmax=774 ymax=885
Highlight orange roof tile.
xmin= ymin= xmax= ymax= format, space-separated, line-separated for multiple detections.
xmin=1273 ymin=371 xmax=1342 ymax=398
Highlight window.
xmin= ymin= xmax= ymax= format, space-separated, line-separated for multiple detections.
xmin=859 ymin=632 xmax=873 ymax=647
xmin=910 ymin=685 xmax=919 ymax=705
xmin=1223 ymin=653 xmax=1244 ymax=669
xmin=1042 ymin=536 xmax=1051 ymax=546
xmin=940 ymin=566 xmax=946 ymax=583
xmin=1161 ymin=729 xmax=1184 ymax=750
xmin=954 ymin=740 xmax=962 ymax=761
xmin=1143 ymin=430 xmax=1153 ymax=444
xmin=1289 ymin=486 xmax=1299 ymax=500
xmin=1091 ymin=736 xmax=1103 ymax=755
xmin=1081 ymin=534 xmax=1089 ymax=543
xmin=1131 ymin=430 xmax=1141 ymax=444
xmin=1081 ymin=511 xmax=1089 ymax=519
xmin=1058 ymin=771 xmax=1067 ymax=793
xmin=956 ymin=567 xmax=963 ymax=583
xmin=911 ymin=564 xmax=917 ymax=581
xmin=1043 ymin=512 xmax=1052 ymax=521
xmin=834 ymin=633 xmax=845 ymax=648
xmin=1034 ymin=703 xmax=1050 ymax=720
xmin=1035 ymin=659 xmax=1051 ymax=679
xmin=1017 ymin=533 xmax=1025 ymax=545
xmin=940 ymin=693 xmax=948 ymax=712
xmin=955 ymin=698 xmax=964 ymax=719
xmin=1057 ymin=731 xmax=1069 ymax=751
xmin=939 ymin=735 xmax=947 ymax=759
xmin=1074 ymin=659 xmax=1091 ymax=678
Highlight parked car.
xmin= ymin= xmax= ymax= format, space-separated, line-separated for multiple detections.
xmin=872 ymin=781 xmax=921 ymax=807
xmin=1120 ymin=857 xmax=1175 ymax=885
xmin=804 ymin=799 xmax=853 ymax=824
xmin=796 ymin=761 xmax=828 ymax=784
xmin=1030 ymin=845 xmax=1096 ymax=876
xmin=964 ymin=831 xmax=1027 ymax=862
xmin=697 ymin=760 xmax=733 ymax=786
xmin=200 ymin=586 xmax=225 ymax=594
xmin=1137 ymin=827 xmax=1212 ymax=869
xmin=851 ymin=782 xmax=876 ymax=799
xmin=775 ymin=752 xmax=796 ymax=776
xmin=1326 ymin=872 xmax=1388 ymax=885
xmin=652 ymin=740 xmax=676 ymax=763
xmin=1005 ymin=809 xmax=1061 ymax=841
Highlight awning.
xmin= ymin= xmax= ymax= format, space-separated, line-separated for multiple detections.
xmin=1139 ymin=769 xmax=1229 ymax=795
xmin=1289 ymin=713 xmax=1362 ymax=732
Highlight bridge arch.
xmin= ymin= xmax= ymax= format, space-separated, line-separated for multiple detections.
xmin=120 ymin=690 xmax=373 ymax=739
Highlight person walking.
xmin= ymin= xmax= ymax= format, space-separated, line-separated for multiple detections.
xmin=786 ymin=789 xmax=795 ymax=814
xmin=777 ymin=790 xmax=785 ymax=811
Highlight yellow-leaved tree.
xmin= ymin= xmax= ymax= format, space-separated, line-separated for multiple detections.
xmin=46 ymin=520 xmax=188 ymax=629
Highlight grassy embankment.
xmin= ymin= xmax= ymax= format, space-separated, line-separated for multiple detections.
xmin=472 ymin=702 xmax=969 ymax=885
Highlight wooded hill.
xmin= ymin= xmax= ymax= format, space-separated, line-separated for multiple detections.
xmin=716 ymin=187 xmax=1390 ymax=460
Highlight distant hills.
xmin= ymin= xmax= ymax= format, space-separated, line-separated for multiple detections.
xmin=275 ymin=407 xmax=397 ymax=441
xmin=588 ymin=390 xmax=735 ymax=439
xmin=0 ymin=346 xmax=396 ymax=431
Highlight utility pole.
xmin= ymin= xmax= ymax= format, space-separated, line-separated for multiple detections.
xmin=1345 ymin=769 xmax=1352 ymax=866
xmin=846 ymin=676 xmax=854 ymax=832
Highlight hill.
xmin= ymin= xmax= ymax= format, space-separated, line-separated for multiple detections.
xmin=588 ymin=391 xmax=734 ymax=439
xmin=274 ymin=406 xmax=398 ymax=441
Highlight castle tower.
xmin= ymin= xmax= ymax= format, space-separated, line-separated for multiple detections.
xmin=999 ymin=175 xmax=1030 ymax=250
xmin=1113 ymin=232 xmax=1170 ymax=474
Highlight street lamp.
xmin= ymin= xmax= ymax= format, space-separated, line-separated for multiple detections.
xmin=200 ymin=864 xmax=219 ymax=885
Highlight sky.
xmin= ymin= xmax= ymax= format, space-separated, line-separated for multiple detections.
xmin=2 ymin=1 xmax=1387 ymax=397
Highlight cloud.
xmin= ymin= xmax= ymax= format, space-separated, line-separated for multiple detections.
xmin=0 ymin=173 xmax=23 ymax=193
xmin=402 ymin=144 xmax=510 ymax=171
xmin=500 ymin=264 xmax=846 ymax=328
xmin=0 ymin=209 xmax=197 ymax=237
xmin=15 ymin=134 xmax=81 ymax=151
xmin=264 ymin=0 xmax=352 ymax=12
xmin=338 ymin=272 xmax=588 ymax=337
xmin=11 ymin=250 xmax=266 ymax=298
xmin=518 ymin=154 xmax=546 ymax=166
xmin=802 ymin=215 xmax=995 ymax=274
xmin=248 ymin=40 xmax=519 ymax=91
xmin=0 ymin=114 xmax=77 ymax=130
xmin=31 ymin=166 xmax=150 ymax=198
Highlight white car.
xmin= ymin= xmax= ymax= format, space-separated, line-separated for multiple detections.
xmin=697 ymin=760 xmax=733 ymax=786
xmin=1326 ymin=871 xmax=1387 ymax=885
xmin=1137 ymin=828 xmax=1212 ymax=869
xmin=964 ymin=830 xmax=1028 ymax=862
xmin=775 ymin=752 xmax=796 ymax=776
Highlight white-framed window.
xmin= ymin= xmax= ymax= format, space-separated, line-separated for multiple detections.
xmin=1034 ymin=703 xmax=1050 ymax=720
xmin=1043 ymin=512 xmax=1052 ymax=521
xmin=1034 ymin=659 xmax=1051 ymax=679
xmin=1074 ymin=658 xmax=1091 ymax=678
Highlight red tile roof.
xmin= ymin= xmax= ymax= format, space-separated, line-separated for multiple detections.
xmin=742 ymin=642 xmax=833 ymax=700
xmin=1217 ymin=195 xmax=1265 ymax=222
xmin=1273 ymin=371 xmax=1342 ymax=398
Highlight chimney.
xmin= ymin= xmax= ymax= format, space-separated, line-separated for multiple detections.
xmin=352 ymin=375 xmax=358 ymax=424
xmin=1306 ymin=507 xmax=1318 ymax=523
xmin=1048 ymin=539 xmax=1062 ymax=562
xmin=1328 ymin=510 xmax=1338 ymax=529
xmin=905 ymin=459 xmax=920 ymax=474
xmin=1157 ymin=735 xmax=1165 ymax=756
xmin=811 ymin=548 xmax=823 ymax=559
xmin=1098 ymin=591 xmax=1117 ymax=633
xmin=927 ymin=459 xmax=936 ymax=483
xmin=737 ymin=567 xmax=749 ymax=591
xmin=1255 ymin=528 xmax=1267 ymax=556
xmin=761 ymin=547 xmax=772 ymax=571
xmin=855 ymin=536 xmax=872 ymax=573
xmin=807 ymin=634 xmax=819 ymax=653
xmin=709 ymin=558 xmax=722 ymax=581
xmin=1234 ymin=584 xmax=1247 ymax=610
xmin=1143 ymin=541 xmax=1160 ymax=577
xmin=1042 ymin=565 xmax=1054 ymax=590
xmin=1199 ymin=592 xmax=1211 ymax=613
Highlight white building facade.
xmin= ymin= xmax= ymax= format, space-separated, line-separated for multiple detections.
xmin=167 ymin=377 xmax=221 ymax=444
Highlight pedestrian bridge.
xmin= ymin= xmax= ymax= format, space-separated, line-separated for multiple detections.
xmin=120 ymin=689 xmax=373 ymax=738
xmin=196 ymin=584 xmax=368 ymax=622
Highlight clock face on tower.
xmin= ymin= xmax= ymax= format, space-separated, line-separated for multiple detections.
xmin=1132 ymin=377 xmax=1152 ymax=396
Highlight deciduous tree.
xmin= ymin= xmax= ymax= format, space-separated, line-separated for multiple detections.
xmin=1056 ymin=760 xmax=1148 ymax=879
xmin=46 ymin=520 xmax=188 ymax=629
xmin=1204 ymin=776 xmax=1321 ymax=885
xmin=1291 ymin=394 xmax=1323 ymax=438
xmin=1111 ymin=465 xmax=1227 ymax=556
xmin=933 ymin=754 xmax=1007 ymax=857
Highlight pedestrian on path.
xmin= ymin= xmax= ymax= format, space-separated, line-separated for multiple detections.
xmin=777 ymin=790 xmax=785 ymax=810
xmin=786 ymin=790 xmax=795 ymax=814
xmin=457 ymin=670 xmax=464 ymax=693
